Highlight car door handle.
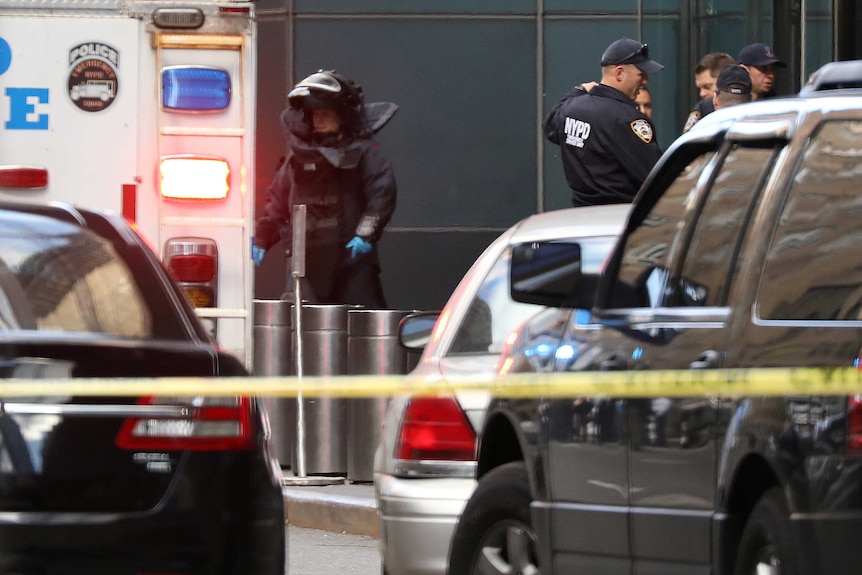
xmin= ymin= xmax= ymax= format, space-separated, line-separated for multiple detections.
xmin=600 ymin=353 xmax=627 ymax=371
xmin=690 ymin=350 xmax=720 ymax=370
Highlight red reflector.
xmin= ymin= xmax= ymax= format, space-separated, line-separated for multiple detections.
xmin=848 ymin=395 xmax=862 ymax=452
xmin=0 ymin=166 xmax=48 ymax=189
xmin=169 ymin=254 xmax=216 ymax=282
xmin=122 ymin=183 xmax=137 ymax=223
xmin=396 ymin=396 xmax=476 ymax=461
xmin=116 ymin=396 xmax=255 ymax=451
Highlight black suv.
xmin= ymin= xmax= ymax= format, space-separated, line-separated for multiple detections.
xmin=449 ymin=63 xmax=862 ymax=575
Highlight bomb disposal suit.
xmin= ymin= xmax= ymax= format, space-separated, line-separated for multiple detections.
xmin=255 ymin=70 xmax=397 ymax=307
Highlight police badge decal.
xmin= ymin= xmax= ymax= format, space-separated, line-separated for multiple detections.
xmin=630 ymin=119 xmax=654 ymax=143
xmin=67 ymin=42 xmax=120 ymax=113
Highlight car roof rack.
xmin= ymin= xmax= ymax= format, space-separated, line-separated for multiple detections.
xmin=800 ymin=59 xmax=862 ymax=93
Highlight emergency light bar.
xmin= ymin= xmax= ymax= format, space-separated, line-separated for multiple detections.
xmin=0 ymin=166 xmax=49 ymax=189
xmin=160 ymin=156 xmax=229 ymax=200
xmin=162 ymin=66 xmax=231 ymax=111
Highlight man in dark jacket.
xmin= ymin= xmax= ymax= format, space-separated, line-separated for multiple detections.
xmin=253 ymin=70 xmax=397 ymax=308
xmin=543 ymin=37 xmax=664 ymax=207
xmin=682 ymin=52 xmax=735 ymax=133
xmin=736 ymin=43 xmax=786 ymax=100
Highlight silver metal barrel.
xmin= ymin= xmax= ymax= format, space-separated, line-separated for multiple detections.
xmin=346 ymin=309 xmax=412 ymax=482
xmin=252 ymin=299 xmax=293 ymax=467
xmin=292 ymin=304 xmax=349 ymax=475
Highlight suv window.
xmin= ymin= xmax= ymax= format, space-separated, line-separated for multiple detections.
xmin=670 ymin=144 xmax=779 ymax=307
xmin=612 ymin=150 xmax=715 ymax=308
xmin=759 ymin=120 xmax=862 ymax=321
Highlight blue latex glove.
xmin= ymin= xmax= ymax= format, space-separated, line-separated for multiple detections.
xmin=346 ymin=236 xmax=372 ymax=259
xmin=252 ymin=245 xmax=266 ymax=266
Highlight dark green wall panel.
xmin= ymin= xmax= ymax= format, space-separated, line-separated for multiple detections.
xmin=294 ymin=19 xmax=538 ymax=228
xmin=294 ymin=0 xmax=533 ymax=14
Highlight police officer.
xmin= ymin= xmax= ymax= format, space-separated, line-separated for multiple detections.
xmin=682 ymin=52 xmax=735 ymax=133
xmin=736 ymin=43 xmax=785 ymax=100
xmin=543 ymin=37 xmax=664 ymax=207
xmin=712 ymin=64 xmax=753 ymax=111
xmin=253 ymin=70 xmax=398 ymax=308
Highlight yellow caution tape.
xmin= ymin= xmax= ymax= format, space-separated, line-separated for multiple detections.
xmin=1 ymin=367 xmax=862 ymax=398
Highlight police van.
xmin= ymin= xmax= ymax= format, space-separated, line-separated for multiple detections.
xmin=0 ymin=0 xmax=256 ymax=365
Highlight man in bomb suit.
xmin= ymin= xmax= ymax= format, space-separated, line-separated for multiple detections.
xmin=253 ymin=70 xmax=398 ymax=308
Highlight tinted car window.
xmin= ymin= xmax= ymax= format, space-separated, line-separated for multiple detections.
xmin=613 ymin=151 xmax=715 ymax=308
xmin=0 ymin=216 xmax=152 ymax=336
xmin=759 ymin=120 xmax=862 ymax=321
xmin=670 ymin=145 xmax=778 ymax=307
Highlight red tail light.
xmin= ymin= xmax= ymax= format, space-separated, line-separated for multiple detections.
xmin=396 ymin=396 xmax=476 ymax=461
xmin=0 ymin=166 xmax=48 ymax=189
xmin=116 ymin=396 xmax=255 ymax=451
xmin=847 ymin=395 xmax=862 ymax=452
xmin=168 ymin=254 xmax=216 ymax=282
xmin=164 ymin=238 xmax=218 ymax=308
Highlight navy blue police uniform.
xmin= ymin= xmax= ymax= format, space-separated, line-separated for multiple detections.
xmin=682 ymin=96 xmax=715 ymax=133
xmin=543 ymin=83 xmax=663 ymax=206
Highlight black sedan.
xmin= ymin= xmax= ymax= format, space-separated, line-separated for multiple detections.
xmin=0 ymin=202 xmax=285 ymax=575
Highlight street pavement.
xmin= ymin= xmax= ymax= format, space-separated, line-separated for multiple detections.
xmin=282 ymin=474 xmax=380 ymax=538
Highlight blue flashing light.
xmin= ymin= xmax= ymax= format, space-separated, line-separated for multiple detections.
xmin=162 ymin=66 xmax=231 ymax=112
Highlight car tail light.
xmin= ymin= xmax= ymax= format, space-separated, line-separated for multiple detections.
xmin=396 ymin=395 xmax=476 ymax=461
xmin=847 ymin=395 xmax=862 ymax=452
xmin=0 ymin=166 xmax=48 ymax=189
xmin=164 ymin=238 xmax=218 ymax=308
xmin=160 ymin=155 xmax=229 ymax=200
xmin=116 ymin=396 xmax=254 ymax=451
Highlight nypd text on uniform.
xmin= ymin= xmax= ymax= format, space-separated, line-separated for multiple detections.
xmin=564 ymin=117 xmax=590 ymax=148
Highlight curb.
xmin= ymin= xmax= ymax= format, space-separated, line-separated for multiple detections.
xmin=283 ymin=487 xmax=380 ymax=538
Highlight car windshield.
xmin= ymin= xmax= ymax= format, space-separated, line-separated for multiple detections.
xmin=0 ymin=217 xmax=152 ymax=337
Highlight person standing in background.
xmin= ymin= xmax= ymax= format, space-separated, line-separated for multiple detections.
xmin=712 ymin=64 xmax=753 ymax=111
xmin=635 ymin=86 xmax=652 ymax=118
xmin=682 ymin=52 xmax=735 ymax=133
xmin=736 ymin=43 xmax=786 ymax=100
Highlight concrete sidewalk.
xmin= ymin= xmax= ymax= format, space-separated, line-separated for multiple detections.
xmin=282 ymin=476 xmax=380 ymax=538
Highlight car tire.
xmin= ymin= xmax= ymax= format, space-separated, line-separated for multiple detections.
xmin=734 ymin=487 xmax=799 ymax=575
xmin=447 ymin=461 xmax=537 ymax=575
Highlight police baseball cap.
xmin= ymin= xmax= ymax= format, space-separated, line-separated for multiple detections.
xmin=736 ymin=43 xmax=786 ymax=68
xmin=716 ymin=64 xmax=752 ymax=95
xmin=601 ymin=38 xmax=664 ymax=74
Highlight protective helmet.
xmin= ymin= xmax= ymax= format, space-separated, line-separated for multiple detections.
xmin=288 ymin=70 xmax=365 ymax=134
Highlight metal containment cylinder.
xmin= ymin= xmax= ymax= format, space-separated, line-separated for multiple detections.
xmin=252 ymin=299 xmax=293 ymax=467
xmin=292 ymin=304 xmax=349 ymax=475
xmin=347 ymin=309 xmax=413 ymax=482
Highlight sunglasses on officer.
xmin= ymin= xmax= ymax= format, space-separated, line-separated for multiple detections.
xmin=620 ymin=43 xmax=649 ymax=63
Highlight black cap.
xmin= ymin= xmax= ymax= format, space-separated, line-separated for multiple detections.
xmin=600 ymin=38 xmax=664 ymax=74
xmin=736 ymin=43 xmax=786 ymax=68
xmin=716 ymin=64 xmax=752 ymax=95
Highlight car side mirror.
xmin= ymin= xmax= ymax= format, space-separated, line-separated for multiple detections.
xmin=398 ymin=311 xmax=440 ymax=351
xmin=510 ymin=241 xmax=596 ymax=309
